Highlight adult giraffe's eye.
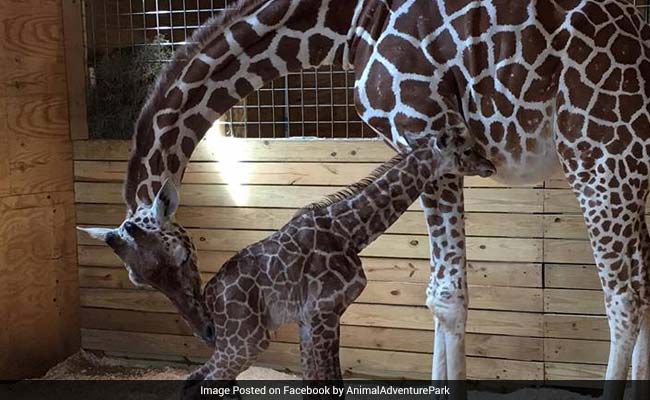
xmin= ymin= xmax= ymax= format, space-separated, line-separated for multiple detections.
xmin=124 ymin=222 xmax=144 ymax=238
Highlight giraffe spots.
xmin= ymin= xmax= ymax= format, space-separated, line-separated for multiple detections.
xmin=492 ymin=31 xmax=516 ymax=63
xmin=148 ymin=150 xmax=164 ymax=176
xmin=516 ymin=108 xmax=543 ymax=133
xmin=210 ymin=55 xmax=240 ymax=82
xmin=395 ymin=0 xmax=442 ymax=37
xmin=207 ymin=87 xmax=238 ymax=116
xmin=489 ymin=122 xmax=505 ymax=142
xmin=399 ymin=80 xmax=441 ymax=116
xmin=445 ymin=0 xmax=473 ymax=15
xmin=246 ymin=32 xmax=276 ymax=58
xmin=551 ymin=30 xmax=570 ymax=51
xmin=137 ymin=185 xmax=152 ymax=205
xmin=257 ymin=0 xmax=290 ymax=25
xmin=451 ymin=6 xmax=491 ymax=40
xmin=463 ymin=42 xmax=489 ymax=77
xmin=277 ymin=36 xmax=302 ymax=70
xmin=603 ymin=68 xmax=622 ymax=91
xmin=620 ymin=95 xmax=643 ymax=122
xmin=525 ymin=57 xmax=561 ymax=102
xmin=366 ymin=61 xmax=395 ymax=112
xmin=622 ymin=69 xmax=640 ymax=93
xmin=235 ymin=78 xmax=254 ymax=99
xmin=571 ymin=12 xmax=595 ymax=38
xmin=181 ymin=86 xmax=207 ymax=113
xmin=163 ymin=87 xmax=183 ymax=110
xmin=157 ymin=113 xmax=178 ymax=129
xmin=586 ymin=53 xmax=611 ymax=84
xmin=183 ymin=59 xmax=210 ymax=83
xmin=183 ymin=113 xmax=211 ymax=138
xmin=308 ymin=34 xmax=334 ymax=66
xmin=586 ymin=120 xmax=615 ymax=143
xmin=167 ymin=154 xmax=180 ymax=174
xmin=159 ymin=127 xmax=180 ymax=150
xmin=557 ymin=110 xmax=585 ymax=142
xmin=325 ymin=0 xmax=357 ymax=34
xmin=565 ymin=67 xmax=593 ymax=110
xmin=592 ymin=93 xmax=617 ymax=122
xmin=204 ymin=34 xmax=229 ymax=59
xmin=594 ymin=23 xmax=617 ymax=48
xmin=536 ymin=1 xmax=564 ymax=34
xmin=367 ymin=117 xmax=391 ymax=136
xmin=497 ymin=63 xmax=527 ymax=97
xmin=180 ymin=136 xmax=195 ymax=159
xmin=426 ymin=29 xmax=457 ymax=64
xmin=394 ymin=112 xmax=427 ymax=136
xmin=493 ymin=0 xmax=528 ymax=25
xmin=521 ymin=26 xmax=546 ymax=64
xmin=632 ymin=114 xmax=650 ymax=141
xmin=555 ymin=0 xmax=581 ymax=11
xmin=231 ymin=21 xmax=260 ymax=49
xmin=583 ymin=2 xmax=610 ymax=25
xmin=378 ymin=35 xmax=433 ymax=76
xmin=611 ymin=35 xmax=641 ymax=65
xmin=286 ymin=0 xmax=320 ymax=31
xmin=249 ymin=59 xmax=279 ymax=82
xmin=505 ymin=123 xmax=522 ymax=162
xmin=473 ymin=76 xmax=514 ymax=117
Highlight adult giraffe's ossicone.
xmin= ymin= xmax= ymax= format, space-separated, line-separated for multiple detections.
xmin=84 ymin=0 xmax=649 ymax=396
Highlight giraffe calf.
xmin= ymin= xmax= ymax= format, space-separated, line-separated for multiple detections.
xmin=79 ymin=134 xmax=494 ymax=392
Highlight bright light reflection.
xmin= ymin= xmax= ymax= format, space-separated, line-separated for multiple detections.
xmin=204 ymin=121 xmax=250 ymax=206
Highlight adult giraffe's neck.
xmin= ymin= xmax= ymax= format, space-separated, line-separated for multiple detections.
xmin=124 ymin=0 xmax=378 ymax=210
xmin=328 ymin=148 xmax=437 ymax=252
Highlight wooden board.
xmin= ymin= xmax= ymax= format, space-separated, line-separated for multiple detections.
xmin=61 ymin=0 xmax=87 ymax=140
xmin=80 ymin=308 xmax=543 ymax=361
xmin=77 ymin=246 xmax=542 ymax=287
xmin=78 ymin=228 xmax=543 ymax=263
xmin=75 ymin=204 xmax=544 ymax=238
xmin=74 ymin=182 xmax=544 ymax=213
xmin=544 ymin=289 xmax=605 ymax=315
xmin=80 ymin=329 xmax=544 ymax=380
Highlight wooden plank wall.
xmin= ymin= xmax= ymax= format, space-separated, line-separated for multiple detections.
xmin=0 ymin=0 xmax=80 ymax=378
xmin=73 ymin=136 xmax=608 ymax=380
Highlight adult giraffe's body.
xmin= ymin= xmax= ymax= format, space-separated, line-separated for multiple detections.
xmin=118 ymin=0 xmax=649 ymax=391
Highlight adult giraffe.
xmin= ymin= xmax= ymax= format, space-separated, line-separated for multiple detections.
xmin=97 ymin=0 xmax=649 ymax=392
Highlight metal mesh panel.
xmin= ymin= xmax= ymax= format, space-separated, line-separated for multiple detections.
xmin=84 ymin=0 xmax=373 ymax=139
xmin=83 ymin=0 xmax=650 ymax=139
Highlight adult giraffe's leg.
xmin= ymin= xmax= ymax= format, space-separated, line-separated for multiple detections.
xmin=421 ymin=175 xmax=467 ymax=381
xmin=556 ymin=119 xmax=646 ymax=400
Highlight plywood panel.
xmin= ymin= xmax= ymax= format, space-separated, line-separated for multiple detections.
xmin=75 ymin=182 xmax=544 ymax=213
xmin=544 ymin=314 xmax=609 ymax=341
xmin=545 ymin=264 xmax=600 ymax=290
xmin=544 ymin=289 xmax=605 ymax=315
xmin=80 ymin=308 xmax=543 ymax=361
xmin=0 ymin=192 xmax=79 ymax=378
xmin=81 ymin=329 xmax=543 ymax=380
xmin=77 ymin=246 xmax=542 ymax=288
xmin=6 ymin=95 xmax=72 ymax=195
xmin=78 ymin=228 xmax=543 ymax=263
xmin=75 ymin=203 xmax=544 ymax=238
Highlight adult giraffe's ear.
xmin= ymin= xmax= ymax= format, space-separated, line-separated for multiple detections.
xmin=152 ymin=179 xmax=180 ymax=221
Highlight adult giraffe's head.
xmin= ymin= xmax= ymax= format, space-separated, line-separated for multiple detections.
xmin=79 ymin=180 xmax=204 ymax=302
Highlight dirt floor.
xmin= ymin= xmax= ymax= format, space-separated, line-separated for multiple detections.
xmin=26 ymin=351 xmax=606 ymax=399
xmin=41 ymin=350 xmax=298 ymax=381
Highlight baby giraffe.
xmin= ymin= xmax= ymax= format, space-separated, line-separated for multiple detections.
xmin=79 ymin=133 xmax=494 ymax=387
